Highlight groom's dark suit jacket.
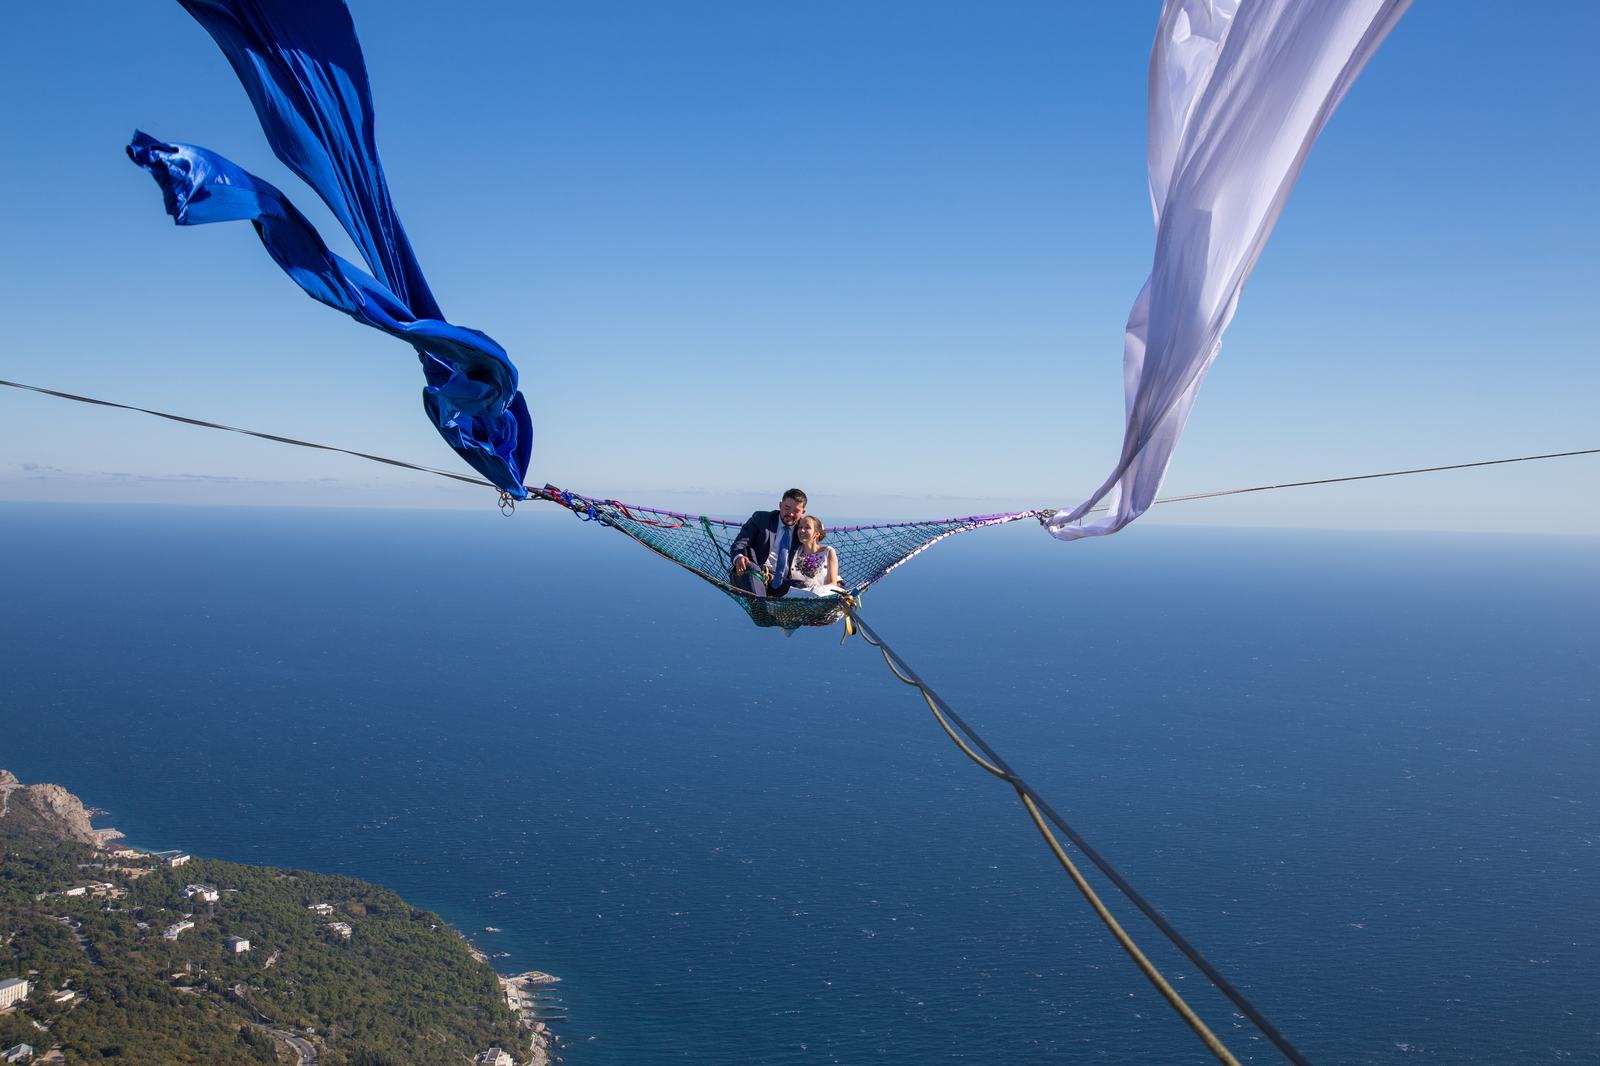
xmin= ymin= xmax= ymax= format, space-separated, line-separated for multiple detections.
xmin=730 ymin=509 xmax=787 ymax=572
xmin=728 ymin=509 xmax=796 ymax=598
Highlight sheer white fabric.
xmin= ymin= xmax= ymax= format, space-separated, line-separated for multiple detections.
xmin=1047 ymin=0 xmax=1411 ymax=541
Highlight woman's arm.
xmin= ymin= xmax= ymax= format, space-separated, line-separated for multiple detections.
xmin=827 ymin=547 xmax=841 ymax=587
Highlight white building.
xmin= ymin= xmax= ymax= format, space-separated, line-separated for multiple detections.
xmin=223 ymin=936 xmax=250 ymax=954
xmin=1 ymin=1042 xmax=33 ymax=1063
xmin=162 ymin=921 xmax=195 ymax=941
xmin=326 ymin=922 xmax=352 ymax=939
xmin=63 ymin=887 xmax=86 ymax=898
xmin=49 ymin=990 xmax=73 ymax=1005
xmin=475 ymin=1050 xmax=514 ymax=1066
xmin=165 ymin=854 xmax=191 ymax=868
xmin=307 ymin=903 xmax=335 ymax=916
xmin=0 ymin=979 xmax=29 ymax=1009
xmin=180 ymin=885 xmax=219 ymax=903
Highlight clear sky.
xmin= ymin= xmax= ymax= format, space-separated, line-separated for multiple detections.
xmin=2 ymin=1 xmax=1595 ymax=531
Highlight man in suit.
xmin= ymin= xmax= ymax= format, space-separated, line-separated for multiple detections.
xmin=730 ymin=488 xmax=808 ymax=598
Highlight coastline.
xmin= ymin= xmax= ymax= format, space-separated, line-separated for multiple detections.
xmin=454 ymin=922 xmax=569 ymax=1066
xmin=499 ymin=971 xmax=566 ymax=1066
xmin=4 ymin=768 xmax=562 ymax=1066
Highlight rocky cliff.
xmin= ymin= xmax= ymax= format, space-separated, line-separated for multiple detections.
xmin=0 ymin=770 xmax=120 ymax=848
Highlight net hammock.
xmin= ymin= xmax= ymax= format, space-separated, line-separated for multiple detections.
xmin=531 ymin=485 xmax=1048 ymax=629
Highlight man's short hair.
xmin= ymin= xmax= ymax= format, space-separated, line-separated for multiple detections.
xmin=782 ymin=488 xmax=808 ymax=506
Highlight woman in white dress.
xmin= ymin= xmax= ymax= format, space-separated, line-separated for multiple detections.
xmin=786 ymin=516 xmax=843 ymax=597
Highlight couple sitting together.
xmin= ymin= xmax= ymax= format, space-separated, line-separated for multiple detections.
xmin=730 ymin=488 xmax=845 ymax=600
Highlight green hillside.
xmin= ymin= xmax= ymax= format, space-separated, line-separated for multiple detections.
xmin=0 ymin=807 xmax=526 ymax=1064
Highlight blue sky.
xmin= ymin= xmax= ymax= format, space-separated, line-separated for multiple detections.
xmin=1 ymin=1 xmax=1595 ymax=531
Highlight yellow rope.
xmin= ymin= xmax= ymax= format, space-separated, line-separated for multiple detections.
xmin=1015 ymin=789 xmax=1242 ymax=1066
xmin=848 ymin=605 xmax=1245 ymax=1066
xmin=871 ymin=638 xmax=1008 ymax=779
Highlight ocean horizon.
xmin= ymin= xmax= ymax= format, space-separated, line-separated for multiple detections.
xmin=2 ymin=501 xmax=1594 ymax=1064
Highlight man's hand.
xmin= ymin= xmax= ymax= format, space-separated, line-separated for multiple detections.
xmin=734 ymin=555 xmax=749 ymax=576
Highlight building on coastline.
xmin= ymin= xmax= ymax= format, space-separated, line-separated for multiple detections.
xmin=180 ymin=885 xmax=219 ymax=903
xmin=326 ymin=922 xmax=352 ymax=939
xmin=162 ymin=921 xmax=195 ymax=941
xmin=0 ymin=978 xmax=29 ymax=1009
xmin=164 ymin=854 xmax=191 ymax=868
xmin=223 ymin=936 xmax=250 ymax=954
xmin=475 ymin=1050 xmax=514 ymax=1066
xmin=307 ymin=903 xmax=335 ymax=916
xmin=88 ymin=828 xmax=125 ymax=851
xmin=1 ymin=1042 xmax=33 ymax=1063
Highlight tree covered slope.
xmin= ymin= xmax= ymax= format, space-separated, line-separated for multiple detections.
xmin=0 ymin=776 xmax=526 ymax=1065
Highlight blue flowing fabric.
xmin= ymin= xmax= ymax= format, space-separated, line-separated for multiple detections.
xmin=126 ymin=0 xmax=531 ymax=497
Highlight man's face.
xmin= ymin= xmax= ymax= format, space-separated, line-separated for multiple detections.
xmin=779 ymin=497 xmax=806 ymax=526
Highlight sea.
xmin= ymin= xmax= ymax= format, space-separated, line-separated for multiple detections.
xmin=0 ymin=501 xmax=1594 ymax=1065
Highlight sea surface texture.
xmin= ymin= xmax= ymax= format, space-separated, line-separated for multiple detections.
xmin=1 ymin=502 xmax=1594 ymax=1065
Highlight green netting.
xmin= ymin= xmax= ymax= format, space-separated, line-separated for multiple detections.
xmin=533 ymin=486 xmax=1044 ymax=629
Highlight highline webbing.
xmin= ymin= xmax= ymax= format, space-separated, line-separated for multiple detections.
xmin=4 ymin=376 xmax=1595 ymax=624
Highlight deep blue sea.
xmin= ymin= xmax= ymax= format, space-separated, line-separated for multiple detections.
xmin=0 ymin=502 xmax=1594 ymax=1064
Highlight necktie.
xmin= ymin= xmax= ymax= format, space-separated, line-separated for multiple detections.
xmin=770 ymin=519 xmax=792 ymax=592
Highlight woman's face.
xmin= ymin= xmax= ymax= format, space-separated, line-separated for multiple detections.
xmin=797 ymin=517 xmax=822 ymax=548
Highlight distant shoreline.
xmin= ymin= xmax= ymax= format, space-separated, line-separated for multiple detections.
xmin=7 ymin=767 xmax=566 ymax=1066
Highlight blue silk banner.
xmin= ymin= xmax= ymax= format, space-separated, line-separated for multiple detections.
xmin=127 ymin=0 xmax=531 ymax=497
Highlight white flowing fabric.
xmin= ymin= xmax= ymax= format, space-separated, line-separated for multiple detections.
xmin=1047 ymin=0 xmax=1411 ymax=541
